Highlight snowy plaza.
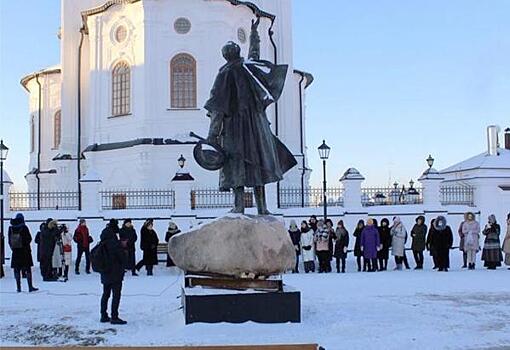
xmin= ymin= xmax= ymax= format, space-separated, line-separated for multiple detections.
xmin=1 ymin=254 xmax=509 ymax=349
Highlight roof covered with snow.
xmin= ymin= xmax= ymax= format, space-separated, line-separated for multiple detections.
xmin=440 ymin=148 xmax=510 ymax=174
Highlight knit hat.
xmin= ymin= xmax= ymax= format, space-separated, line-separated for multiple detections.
xmin=123 ymin=219 xmax=132 ymax=225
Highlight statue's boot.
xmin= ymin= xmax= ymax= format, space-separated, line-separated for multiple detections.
xmin=255 ymin=186 xmax=271 ymax=216
xmin=229 ymin=187 xmax=245 ymax=214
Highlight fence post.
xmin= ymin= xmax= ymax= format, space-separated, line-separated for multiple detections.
xmin=171 ymin=171 xmax=194 ymax=214
xmin=340 ymin=168 xmax=365 ymax=211
xmin=79 ymin=170 xmax=102 ymax=216
xmin=418 ymin=167 xmax=444 ymax=210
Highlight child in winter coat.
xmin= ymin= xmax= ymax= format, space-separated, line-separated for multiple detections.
xmin=300 ymin=221 xmax=315 ymax=273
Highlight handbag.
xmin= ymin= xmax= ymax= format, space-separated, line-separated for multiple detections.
xmin=63 ymin=244 xmax=72 ymax=253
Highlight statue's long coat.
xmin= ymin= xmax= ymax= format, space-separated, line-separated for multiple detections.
xmin=204 ymin=58 xmax=297 ymax=191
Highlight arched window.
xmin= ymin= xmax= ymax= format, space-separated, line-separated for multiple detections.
xmin=170 ymin=54 xmax=196 ymax=108
xmin=112 ymin=61 xmax=131 ymax=116
xmin=30 ymin=115 xmax=35 ymax=153
xmin=53 ymin=110 xmax=61 ymax=149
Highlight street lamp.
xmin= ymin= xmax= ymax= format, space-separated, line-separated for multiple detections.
xmin=426 ymin=154 xmax=434 ymax=169
xmin=393 ymin=181 xmax=399 ymax=190
xmin=318 ymin=140 xmax=330 ymax=220
xmin=0 ymin=140 xmax=9 ymax=279
xmin=409 ymin=179 xmax=414 ymax=189
xmin=178 ymin=154 xmax=186 ymax=169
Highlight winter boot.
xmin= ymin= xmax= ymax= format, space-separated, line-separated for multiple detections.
xmin=100 ymin=314 xmax=111 ymax=323
xmin=14 ymin=269 xmax=22 ymax=292
xmin=110 ymin=317 xmax=127 ymax=325
xmin=26 ymin=270 xmax=39 ymax=292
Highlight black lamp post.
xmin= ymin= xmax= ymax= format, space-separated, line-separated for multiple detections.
xmin=0 ymin=140 xmax=9 ymax=279
xmin=318 ymin=140 xmax=330 ymax=220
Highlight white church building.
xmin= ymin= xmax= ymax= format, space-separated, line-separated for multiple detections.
xmin=21 ymin=0 xmax=313 ymax=198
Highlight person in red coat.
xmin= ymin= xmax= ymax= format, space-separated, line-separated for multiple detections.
xmin=73 ymin=219 xmax=92 ymax=274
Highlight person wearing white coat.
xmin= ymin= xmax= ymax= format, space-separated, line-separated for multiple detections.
xmin=391 ymin=217 xmax=407 ymax=270
xmin=61 ymin=226 xmax=73 ymax=281
xmin=461 ymin=212 xmax=480 ymax=270
xmin=300 ymin=221 xmax=315 ymax=273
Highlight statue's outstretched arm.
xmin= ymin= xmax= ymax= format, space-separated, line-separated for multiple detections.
xmin=248 ymin=17 xmax=261 ymax=61
xmin=207 ymin=111 xmax=224 ymax=144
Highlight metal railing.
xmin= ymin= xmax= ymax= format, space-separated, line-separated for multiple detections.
xmin=191 ymin=188 xmax=255 ymax=209
xmin=361 ymin=187 xmax=423 ymax=206
xmin=440 ymin=186 xmax=475 ymax=206
xmin=9 ymin=191 xmax=80 ymax=211
xmin=279 ymin=187 xmax=344 ymax=208
xmin=100 ymin=189 xmax=175 ymax=210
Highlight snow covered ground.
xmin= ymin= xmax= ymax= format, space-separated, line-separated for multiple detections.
xmin=1 ymin=254 xmax=509 ymax=350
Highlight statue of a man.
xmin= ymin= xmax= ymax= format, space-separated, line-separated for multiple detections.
xmin=204 ymin=18 xmax=297 ymax=215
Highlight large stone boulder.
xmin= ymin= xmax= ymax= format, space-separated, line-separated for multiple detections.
xmin=168 ymin=215 xmax=295 ymax=277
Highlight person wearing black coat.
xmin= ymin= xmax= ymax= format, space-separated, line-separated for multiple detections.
xmin=411 ymin=215 xmax=427 ymax=269
xmin=40 ymin=218 xmax=58 ymax=281
xmin=8 ymin=213 xmax=38 ymax=292
xmin=99 ymin=219 xmax=127 ymax=325
xmin=353 ymin=220 xmax=365 ymax=271
xmin=288 ymin=220 xmax=301 ymax=273
xmin=377 ymin=218 xmax=391 ymax=271
xmin=165 ymin=222 xmax=181 ymax=267
xmin=333 ymin=220 xmax=349 ymax=273
xmin=431 ymin=216 xmax=453 ymax=272
xmin=135 ymin=219 xmax=159 ymax=275
xmin=426 ymin=219 xmax=439 ymax=269
xmin=34 ymin=223 xmax=45 ymax=277
xmin=119 ymin=219 xmax=138 ymax=276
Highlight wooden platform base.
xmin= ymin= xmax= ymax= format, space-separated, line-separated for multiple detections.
xmin=182 ymin=287 xmax=301 ymax=324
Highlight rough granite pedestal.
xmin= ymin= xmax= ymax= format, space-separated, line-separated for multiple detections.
xmin=169 ymin=215 xmax=301 ymax=324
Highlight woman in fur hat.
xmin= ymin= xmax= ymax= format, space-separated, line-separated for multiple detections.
xmin=165 ymin=221 xmax=181 ymax=267
xmin=432 ymin=216 xmax=453 ymax=272
xmin=481 ymin=214 xmax=503 ymax=270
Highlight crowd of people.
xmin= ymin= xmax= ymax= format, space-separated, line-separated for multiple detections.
xmin=2 ymin=216 xmax=182 ymax=324
xmin=2 ymin=211 xmax=509 ymax=325
xmin=288 ymin=213 xmax=510 ymax=274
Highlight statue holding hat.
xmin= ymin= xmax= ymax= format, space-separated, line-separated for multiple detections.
xmin=196 ymin=17 xmax=297 ymax=215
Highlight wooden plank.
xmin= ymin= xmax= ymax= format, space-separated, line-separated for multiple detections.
xmin=3 ymin=345 xmax=319 ymax=350
xmin=185 ymin=276 xmax=283 ymax=292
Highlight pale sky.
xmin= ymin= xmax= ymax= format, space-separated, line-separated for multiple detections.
xmin=1 ymin=0 xmax=509 ymax=189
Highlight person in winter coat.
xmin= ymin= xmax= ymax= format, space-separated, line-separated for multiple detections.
xmin=426 ymin=219 xmax=438 ymax=269
xmin=502 ymin=213 xmax=510 ymax=269
xmin=8 ymin=213 xmax=38 ymax=292
xmin=40 ymin=219 xmax=58 ymax=281
xmin=119 ymin=219 xmax=138 ymax=275
xmin=378 ymin=218 xmax=391 ymax=271
xmin=458 ymin=213 xmax=468 ymax=268
xmin=288 ymin=220 xmax=301 ymax=273
xmin=34 ymin=223 xmax=45 ymax=277
xmin=300 ymin=221 xmax=315 ymax=273
xmin=135 ymin=219 xmax=159 ymax=275
xmin=391 ymin=217 xmax=407 ymax=270
xmin=461 ymin=212 xmax=480 ymax=270
xmin=61 ymin=225 xmax=73 ymax=281
xmin=481 ymin=215 xmax=503 ymax=270
xmin=325 ymin=219 xmax=336 ymax=272
xmin=52 ymin=221 xmax=64 ymax=278
xmin=361 ymin=218 xmax=381 ymax=272
xmin=74 ymin=219 xmax=92 ymax=274
xmin=431 ymin=216 xmax=453 ymax=272
xmin=164 ymin=221 xmax=180 ymax=268
xmin=308 ymin=215 xmax=318 ymax=233
xmin=411 ymin=216 xmax=427 ymax=269
xmin=99 ymin=219 xmax=127 ymax=325
xmin=353 ymin=220 xmax=365 ymax=271
xmin=315 ymin=219 xmax=331 ymax=273
xmin=333 ymin=220 xmax=349 ymax=273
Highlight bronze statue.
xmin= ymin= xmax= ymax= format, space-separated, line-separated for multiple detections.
xmin=198 ymin=18 xmax=297 ymax=215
